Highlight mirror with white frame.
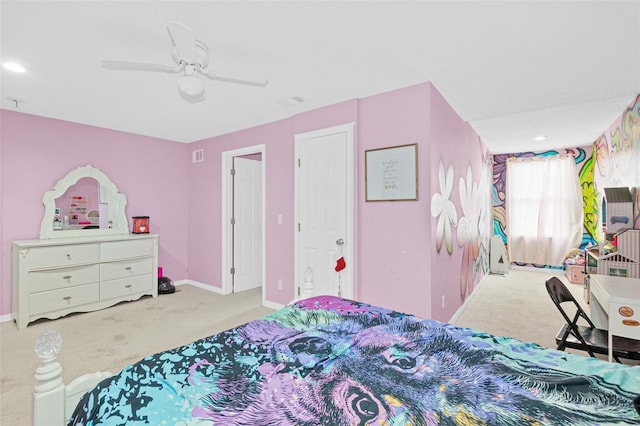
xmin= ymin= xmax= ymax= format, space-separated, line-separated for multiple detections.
xmin=40 ymin=165 xmax=129 ymax=239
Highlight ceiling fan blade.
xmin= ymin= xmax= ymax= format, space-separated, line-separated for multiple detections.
xmin=101 ymin=60 xmax=179 ymax=73
xmin=167 ymin=21 xmax=196 ymax=61
xmin=202 ymin=71 xmax=269 ymax=87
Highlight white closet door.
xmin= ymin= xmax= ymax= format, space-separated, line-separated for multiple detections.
xmin=233 ymin=157 xmax=262 ymax=292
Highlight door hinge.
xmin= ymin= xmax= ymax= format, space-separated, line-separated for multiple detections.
xmin=298 ymin=158 xmax=301 ymax=167
xmin=231 ymin=218 xmax=236 ymax=225
xmin=231 ymin=168 xmax=236 ymax=176
xmin=298 ymin=222 xmax=301 ymax=232
xmin=297 ymin=286 xmax=300 ymax=296
xmin=231 ymin=267 xmax=236 ymax=275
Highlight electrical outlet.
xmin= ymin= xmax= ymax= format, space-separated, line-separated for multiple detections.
xmin=277 ymin=279 xmax=283 ymax=290
xmin=441 ymin=295 xmax=445 ymax=309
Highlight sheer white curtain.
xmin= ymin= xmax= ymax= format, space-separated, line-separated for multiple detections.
xmin=506 ymin=155 xmax=583 ymax=266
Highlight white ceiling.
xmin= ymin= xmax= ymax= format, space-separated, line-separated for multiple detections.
xmin=1 ymin=1 xmax=638 ymax=154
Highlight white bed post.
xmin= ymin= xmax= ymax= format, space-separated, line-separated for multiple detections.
xmin=33 ymin=330 xmax=66 ymax=426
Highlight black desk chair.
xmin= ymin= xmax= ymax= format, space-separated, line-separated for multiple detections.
xmin=545 ymin=276 xmax=640 ymax=363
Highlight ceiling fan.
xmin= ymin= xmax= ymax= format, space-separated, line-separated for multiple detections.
xmin=101 ymin=21 xmax=269 ymax=102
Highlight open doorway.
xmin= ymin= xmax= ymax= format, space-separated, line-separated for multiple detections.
xmin=222 ymin=145 xmax=266 ymax=301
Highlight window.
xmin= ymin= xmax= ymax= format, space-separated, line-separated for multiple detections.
xmin=506 ymin=155 xmax=583 ymax=266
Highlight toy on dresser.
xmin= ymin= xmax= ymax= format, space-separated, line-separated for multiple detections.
xmin=598 ymin=229 xmax=640 ymax=278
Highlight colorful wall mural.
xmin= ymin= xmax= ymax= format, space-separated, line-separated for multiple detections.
xmin=492 ymin=93 xmax=640 ymax=269
xmin=594 ymin=93 xmax=640 ymax=237
xmin=492 ymin=147 xmax=594 ymax=268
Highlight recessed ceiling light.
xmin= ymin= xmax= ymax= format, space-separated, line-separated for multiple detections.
xmin=3 ymin=62 xmax=27 ymax=73
xmin=533 ymin=135 xmax=547 ymax=141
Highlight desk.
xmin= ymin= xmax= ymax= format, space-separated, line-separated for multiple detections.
xmin=589 ymin=274 xmax=640 ymax=362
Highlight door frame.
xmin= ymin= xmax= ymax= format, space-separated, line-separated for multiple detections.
xmin=294 ymin=122 xmax=355 ymax=300
xmin=221 ymin=144 xmax=266 ymax=303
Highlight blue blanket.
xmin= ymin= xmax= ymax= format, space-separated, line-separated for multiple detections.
xmin=69 ymin=295 xmax=640 ymax=425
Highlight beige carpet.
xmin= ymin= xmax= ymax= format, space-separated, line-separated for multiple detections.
xmin=452 ymin=267 xmax=586 ymax=350
xmin=0 ymin=285 xmax=273 ymax=425
xmin=0 ymin=270 xmax=633 ymax=424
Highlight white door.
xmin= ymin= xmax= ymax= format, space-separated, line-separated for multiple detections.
xmin=295 ymin=123 xmax=354 ymax=299
xmin=233 ymin=157 xmax=262 ymax=292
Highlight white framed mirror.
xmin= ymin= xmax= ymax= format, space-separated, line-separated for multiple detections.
xmin=40 ymin=165 xmax=128 ymax=239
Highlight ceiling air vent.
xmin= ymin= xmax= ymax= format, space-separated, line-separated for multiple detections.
xmin=192 ymin=149 xmax=204 ymax=163
xmin=277 ymin=96 xmax=305 ymax=107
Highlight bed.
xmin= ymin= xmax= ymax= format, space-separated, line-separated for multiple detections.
xmin=49 ymin=295 xmax=640 ymax=424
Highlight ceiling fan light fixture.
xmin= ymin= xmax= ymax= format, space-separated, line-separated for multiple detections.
xmin=178 ymin=74 xmax=204 ymax=97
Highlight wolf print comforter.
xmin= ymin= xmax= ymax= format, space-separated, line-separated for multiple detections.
xmin=69 ymin=295 xmax=640 ymax=425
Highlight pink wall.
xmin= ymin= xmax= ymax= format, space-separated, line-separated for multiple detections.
xmin=0 ymin=110 xmax=189 ymax=316
xmin=186 ymin=119 xmax=296 ymax=298
xmin=357 ymin=84 xmax=433 ymax=318
xmin=594 ymin=94 xmax=640 ymax=230
xmin=185 ymin=83 xmax=486 ymax=320
xmin=428 ymin=86 xmax=491 ymax=320
xmin=185 ymin=101 xmax=359 ymax=306
xmin=1 ymin=82 xmax=487 ymax=321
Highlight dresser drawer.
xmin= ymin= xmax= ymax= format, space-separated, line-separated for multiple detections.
xmin=100 ymin=274 xmax=152 ymax=300
xmin=29 ymin=264 xmax=99 ymax=293
xmin=100 ymin=257 xmax=152 ymax=281
xmin=30 ymin=283 xmax=100 ymax=315
xmin=101 ymin=239 xmax=154 ymax=261
xmin=27 ymin=244 xmax=100 ymax=269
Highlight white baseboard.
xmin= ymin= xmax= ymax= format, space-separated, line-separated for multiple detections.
xmin=449 ymin=274 xmax=488 ymax=324
xmin=263 ymin=300 xmax=284 ymax=311
xmin=175 ymin=280 xmax=285 ymax=311
xmin=175 ymin=279 xmax=229 ymax=295
xmin=509 ymin=264 xmax=563 ymax=274
xmin=0 ymin=313 xmax=12 ymax=324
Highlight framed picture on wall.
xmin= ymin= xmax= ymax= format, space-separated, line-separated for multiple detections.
xmin=365 ymin=143 xmax=418 ymax=201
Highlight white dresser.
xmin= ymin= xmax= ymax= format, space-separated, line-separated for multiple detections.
xmin=12 ymin=234 xmax=158 ymax=329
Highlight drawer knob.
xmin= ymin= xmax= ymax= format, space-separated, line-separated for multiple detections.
xmin=62 ymin=275 xmax=72 ymax=280
xmin=63 ymin=296 xmax=72 ymax=302
xmin=125 ymin=284 xmax=132 ymax=289
xmin=125 ymin=267 xmax=132 ymax=271
xmin=66 ymin=254 xmax=71 ymax=260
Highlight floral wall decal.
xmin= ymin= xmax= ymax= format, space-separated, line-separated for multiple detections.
xmin=455 ymin=159 xmax=492 ymax=299
xmin=431 ymin=161 xmax=458 ymax=254
xmin=476 ymin=156 xmax=493 ymax=277
xmin=457 ymin=165 xmax=479 ymax=298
